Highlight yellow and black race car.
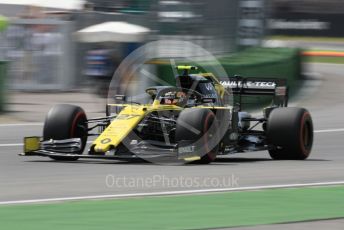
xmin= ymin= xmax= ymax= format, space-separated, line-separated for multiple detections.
xmin=22 ymin=66 xmax=314 ymax=164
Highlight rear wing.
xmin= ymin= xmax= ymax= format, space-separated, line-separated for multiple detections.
xmin=219 ymin=76 xmax=289 ymax=107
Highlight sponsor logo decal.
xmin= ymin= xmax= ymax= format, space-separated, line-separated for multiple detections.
xmin=220 ymin=80 xmax=276 ymax=89
xmin=178 ymin=145 xmax=195 ymax=154
xmin=101 ymin=138 xmax=111 ymax=144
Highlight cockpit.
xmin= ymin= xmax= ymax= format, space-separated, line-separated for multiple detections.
xmin=146 ymin=86 xmax=216 ymax=107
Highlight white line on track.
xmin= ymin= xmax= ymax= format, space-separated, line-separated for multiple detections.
xmin=0 ymin=128 xmax=343 ymax=148
xmin=0 ymin=181 xmax=344 ymax=205
xmin=0 ymin=143 xmax=23 ymax=147
xmin=0 ymin=123 xmax=43 ymax=127
xmin=0 ymin=128 xmax=344 ymax=148
xmin=314 ymin=128 xmax=344 ymax=133
xmin=0 ymin=122 xmax=343 ymax=133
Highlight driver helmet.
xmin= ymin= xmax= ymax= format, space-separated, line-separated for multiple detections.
xmin=163 ymin=91 xmax=186 ymax=105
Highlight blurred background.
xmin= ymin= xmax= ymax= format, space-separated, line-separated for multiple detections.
xmin=0 ymin=0 xmax=342 ymax=121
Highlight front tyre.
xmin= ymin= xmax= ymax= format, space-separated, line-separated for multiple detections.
xmin=267 ymin=107 xmax=313 ymax=160
xmin=175 ymin=108 xmax=219 ymax=164
xmin=43 ymin=104 xmax=88 ymax=161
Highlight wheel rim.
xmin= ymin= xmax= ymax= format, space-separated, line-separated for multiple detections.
xmin=203 ymin=112 xmax=217 ymax=160
xmin=300 ymin=113 xmax=313 ymax=156
xmin=70 ymin=112 xmax=87 ymax=153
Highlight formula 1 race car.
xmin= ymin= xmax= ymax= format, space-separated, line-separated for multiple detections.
xmin=22 ymin=65 xmax=314 ymax=164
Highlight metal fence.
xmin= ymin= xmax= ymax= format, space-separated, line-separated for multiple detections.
xmin=5 ymin=18 xmax=76 ymax=90
xmin=1 ymin=0 xmax=267 ymax=90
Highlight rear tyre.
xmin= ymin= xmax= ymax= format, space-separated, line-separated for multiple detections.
xmin=175 ymin=108 xmax=219 ymax=164
xmin=43 ymin=104 xmax=88 ymax=161
xmin=267 ymin=107 xmax=313 ymax=160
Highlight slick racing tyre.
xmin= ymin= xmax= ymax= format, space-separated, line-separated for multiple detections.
xmin=43 ymin=104 xmax=88 ymax=161
xmin=267 ymin=107 xmax=313 ymax=160
xmin=175 ymin=108 xmax=219 ymax=164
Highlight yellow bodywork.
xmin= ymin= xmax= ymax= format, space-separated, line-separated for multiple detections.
xmin=91 ymin=98 xmax=231 ymax=153
xmin=92 ymin=101 xmax=182 ymax=153
xmin=176 ymin=65 xmax=198 ymax=70
xmin=200 ymin=73 xmax=227 ymax=99
xmin=92 ymin=106 xmax=147 ymax=152
xmin=24 ymin=136 xmax=40 ymax=153
xmin=92 ymin=68 xmax=231 ymax=153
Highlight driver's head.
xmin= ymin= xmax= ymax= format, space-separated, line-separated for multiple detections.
xmin=164 ymin=98 xmax=178 ymax=105
xmin=163 ymin=92 xmax=177 ymax=105
xmin=163 ymin=91 xmax=186 ymax=105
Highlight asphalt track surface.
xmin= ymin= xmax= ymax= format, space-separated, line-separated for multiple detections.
xmin=0 ymin=63 xmax=344 ymax=203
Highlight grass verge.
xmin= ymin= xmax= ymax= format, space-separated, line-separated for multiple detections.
xmin=0 ymin=185 xmax=343 ymax=230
